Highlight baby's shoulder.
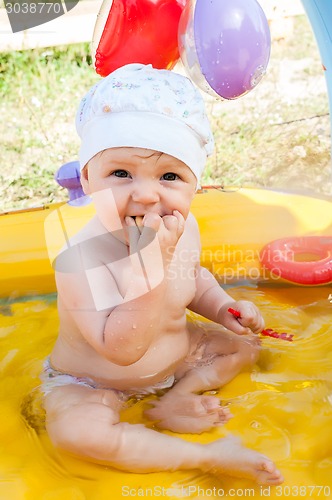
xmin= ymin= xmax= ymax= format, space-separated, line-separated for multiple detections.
xmin=55 ymin=217 xmax=122 ymax=275
xmin=185 ymin=212 xmax=200 ymax=235
xmin=181 ymin=212 xmax=201 ymax=251
xmin=68 ymin=216 xmax=102 ymax=245
xmin=186 ymin=211 xmax=198 ymax=225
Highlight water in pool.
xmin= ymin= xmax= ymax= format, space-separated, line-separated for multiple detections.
xmin=0 ymin=284 xmax=332 ymax=499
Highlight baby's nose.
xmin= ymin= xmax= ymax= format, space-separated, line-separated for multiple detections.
xmin=131 ymin=181 xmax=160 ymax=204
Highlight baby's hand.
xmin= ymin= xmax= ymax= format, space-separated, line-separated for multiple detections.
xmin=218 ymin=300 xmax=265 ymax=335
xmin=156 ymin=210 xmax=185 ymax=254
xmin=125 ymin=210 xmax=185 ymax=263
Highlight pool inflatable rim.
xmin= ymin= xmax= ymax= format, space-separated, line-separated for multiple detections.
xmin=260 ymin=236 xmax=332 ymax=285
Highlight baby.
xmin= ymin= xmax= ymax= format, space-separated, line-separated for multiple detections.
xmin=43 ymin=64 xmax=283 ymax=485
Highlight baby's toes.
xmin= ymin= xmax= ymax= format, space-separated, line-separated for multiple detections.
xmin=217 ymin=406 xmax=233 ymax=424
xmin=200 ymin=395 xmax=221 ymax=412
xmin=199 ymin=396 xmax=232 ymax=426
xmin=257 ymin=469 xmax=284 ymax=485
xmin=210 ymin=406 xmax=233 ymax=427
xmin=200 ymin=396 xmax=232 ymax=422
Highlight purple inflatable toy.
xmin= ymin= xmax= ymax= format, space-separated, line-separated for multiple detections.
xmin=179 ymin=0 xmax=271 ymax=99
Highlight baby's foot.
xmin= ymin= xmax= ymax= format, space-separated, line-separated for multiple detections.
xmin=205 ymin=435 xmax=284 ymax=485
xmin=144 ymin=393 xmax=232 ymax=433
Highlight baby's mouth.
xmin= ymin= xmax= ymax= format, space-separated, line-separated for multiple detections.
xmin=129 ymin=215 xmax=144 ymax=221
xmin=129 ymin=215 xmax=144 ymax=233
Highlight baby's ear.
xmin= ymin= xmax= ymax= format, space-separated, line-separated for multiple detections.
xmin=80 ymin=165 xmax=90 ymax=195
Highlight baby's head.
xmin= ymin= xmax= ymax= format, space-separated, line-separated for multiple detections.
xmin=76 ymin=63 xmax=214 ymax=187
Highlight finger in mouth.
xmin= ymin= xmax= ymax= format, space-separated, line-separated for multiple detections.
xmin=132 ymin=216 xmax=144 ymax=233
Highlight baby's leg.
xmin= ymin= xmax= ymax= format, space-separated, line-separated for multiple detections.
xmin=145 ymin=325 xmax=260 ymax=433
xmin=44 ymin=383 xmax=203 ymax=472
xmin=174 ymin=326 xmax=261 ymax=394
xmin=44 ymin=383 xmax=283 ymax=484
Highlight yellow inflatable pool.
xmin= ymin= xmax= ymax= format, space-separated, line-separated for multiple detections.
xmin=1 ymin=187 xmax=332 ymax=499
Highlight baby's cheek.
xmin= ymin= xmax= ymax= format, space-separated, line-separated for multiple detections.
xmin=92 ymin=190 xmax=123 ymax=231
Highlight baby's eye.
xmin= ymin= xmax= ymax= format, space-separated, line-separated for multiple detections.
xmin=112 ymin=169 xmax=130 ymax=178
xmin=162 ymin=172 xmax=179 ymax=181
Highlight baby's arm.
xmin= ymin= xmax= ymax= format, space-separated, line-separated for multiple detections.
xmin=56 ymin=211 xmax=184 ymax=366
xmin=187 ymin=265 xmax=264 ymax=335
xmin=186 ymin=216 xmax=264 ymax=335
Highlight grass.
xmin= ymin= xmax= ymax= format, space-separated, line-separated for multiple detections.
xmin=0 ymin=14 xmax=331 ymax=211
xmin=203 ymin=15 xmax=331 ymax=194
xmin=0 ymin=42 xmax=97 ymax=209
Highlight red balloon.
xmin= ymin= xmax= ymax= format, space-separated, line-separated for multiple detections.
xmin=93 ymin=0 xmax=186 ymax=77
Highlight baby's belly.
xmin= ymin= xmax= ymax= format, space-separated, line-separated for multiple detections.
xmin=51 ymin=328 xmax=190 ymax=391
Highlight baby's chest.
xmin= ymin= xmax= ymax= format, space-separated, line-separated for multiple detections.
xmin=110 ymin=231 xmax=200 ymax=305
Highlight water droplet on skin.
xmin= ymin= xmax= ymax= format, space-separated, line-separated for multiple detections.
xmin=132 ymin=324 xmax=137 ymax=329
xmin=119 ymin=337 xmax=123 ymax=340
xmin=136 ymin=345 xmax=143 ymax=350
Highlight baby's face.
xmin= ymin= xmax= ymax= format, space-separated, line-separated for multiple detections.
xmin=81 ymin=147 xmax=197 ymax=236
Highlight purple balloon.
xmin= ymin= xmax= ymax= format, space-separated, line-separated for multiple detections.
xmin=179 ymin=0 xmax=271 ymax=99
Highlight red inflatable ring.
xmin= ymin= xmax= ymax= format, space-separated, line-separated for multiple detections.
xmin=260 ymin=236 xmax=332 ymax=285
